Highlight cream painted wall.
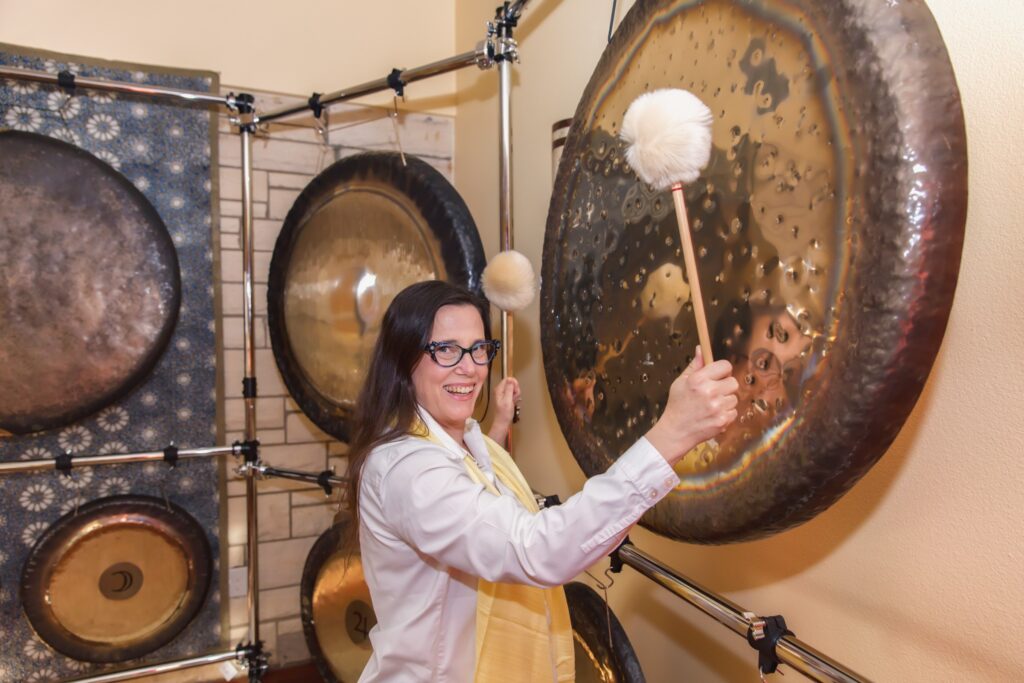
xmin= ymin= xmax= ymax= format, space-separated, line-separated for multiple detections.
xmin=456 ymin=1 xmax=1024 ymax=681
xmin=0 ymin=0 xmax=459 ymax=112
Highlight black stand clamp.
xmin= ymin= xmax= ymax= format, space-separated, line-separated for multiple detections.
xmin=54 ymin=451 xmax=73 ymax=476
xmin=316 ymin=469 xmax=336 ymax=496
xmin=608 ymin=537 xmax=632 ymax=574
xmin=233 ymin=439 xmax=261 ymax=464
xmin=746 ymin=613 xmax=794 ymax=678
xmin=236 ymin=640 xmax=269 ymax=682
xmin=163 ymin=444 xmax=179 ymax=468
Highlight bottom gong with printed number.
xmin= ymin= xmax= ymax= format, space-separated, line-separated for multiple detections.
xmin=300 ymin=517 xmax=645 ymax=682
xmin=20 ymin=495 xmax=212 ymax=663
xmin=301 ymin=516 xmax=376 ymax=683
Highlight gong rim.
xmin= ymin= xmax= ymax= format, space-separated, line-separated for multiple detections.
xmin=542 ymin=0 xmax=967 ymax=543
xmin=268 ymin=152 xmax=485 ymax=443
xmin=20 ymin=495 xmax=212 ymax=663
xmin=565 ymin=582 xmax=646 ymax=683
xmin=0 ymin=130 xmax=180 ymax=436
xmin=301 ymin=517 xmax=375 ymax=683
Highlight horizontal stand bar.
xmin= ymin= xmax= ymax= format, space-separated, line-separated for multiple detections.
xmin=617 ymin=544 xmax=869 ymax=683
xmin=0 ymin=65 xmax=238 ymax=108
xmin=0 ymin=445 xmax=237 ymax=476
xmin=258 ymin=45 xmax=491 ymax=124
xmin=259 ymin=464 xmax=347 ymax=489
xmin=63 ymin=649 xmax=240 ymax=683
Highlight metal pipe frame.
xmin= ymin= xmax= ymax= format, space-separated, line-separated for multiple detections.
xmin=58 ymin=650 xmax=241 ymax=683
xmin=0 ymin=445 xmax=237 ymax=476
xmin=258 ymin=44 xmax=494 ymax=124
xmin=4 ymin=18 xmax=868 ymax=683
xmin=0 ymin=65 xmax=239 ymax=108
xmin=617 ymin=544 xmax=869 ymax=682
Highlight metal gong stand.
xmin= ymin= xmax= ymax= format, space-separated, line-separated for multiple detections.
xmin=0 ymin=2 xmax=868 ymax=682
xmin=0 ymin=5 xmax=511 ymax=682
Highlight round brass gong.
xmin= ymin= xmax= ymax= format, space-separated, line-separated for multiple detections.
xmin=542 ymin=0 xmax=967 ymax=542
xmin=301 ymin=518 xmax=375 ymax=683
xmin=268 ymin=152 xmax=485 ymax=442
xmin=20 ymin=495 xmax=212 ymax=662
xmin=565 ymin=582 xmax=646 ymax=683
xmin=0 ymin=130 xmax=180 ymax=436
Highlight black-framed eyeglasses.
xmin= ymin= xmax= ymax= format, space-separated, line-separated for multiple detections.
xmin=423 ymin=340 xmax=501 ymax=367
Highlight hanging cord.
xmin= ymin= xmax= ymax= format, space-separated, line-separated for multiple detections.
xmin=314 ymin=107 xmax=332 ymax=173
xmin=608 ymin=0 xmax=619 ymax=42
xmin=584 ymin=566 xmax=618 ymax=654
xmin=390 ymin=95 xmax=407 ymax=166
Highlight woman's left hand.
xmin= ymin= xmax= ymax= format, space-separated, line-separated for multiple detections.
xmin=488 ymin=377 xmax=521 ymax=442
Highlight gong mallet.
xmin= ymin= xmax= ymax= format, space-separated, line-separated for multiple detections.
xmin=482 ymin=249 xmax=537 ymax=425
xmin=621 ymin=88 xmax=715 ymax=362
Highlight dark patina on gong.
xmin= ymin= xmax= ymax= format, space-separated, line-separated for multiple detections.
xmin=542 ymin=0 xmax=967 ymax=543
xmin=268 ymin=152 xmax=485 ymax=442
xmin=0 ymin=130 xmax=180 ymax=436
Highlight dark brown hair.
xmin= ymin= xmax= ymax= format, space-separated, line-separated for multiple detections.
xmin=343 ymin=280 xmax=491 ymax=549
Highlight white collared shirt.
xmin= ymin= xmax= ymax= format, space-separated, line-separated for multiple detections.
xmin=357 ymin=409 xmax=680 ymax=682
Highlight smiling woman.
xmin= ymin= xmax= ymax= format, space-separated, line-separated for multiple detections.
xmin=343 ymin=279 xmax=739 ymax=682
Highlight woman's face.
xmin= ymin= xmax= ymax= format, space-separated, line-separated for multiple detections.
xmin=411 ymin=303 xmax=489 ymax=439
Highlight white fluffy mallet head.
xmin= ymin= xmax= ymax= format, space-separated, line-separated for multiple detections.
xmin=481 ymin=250 xmax=537 ymax=312
xmin=621 ymin=88 xmax=713 ymax=191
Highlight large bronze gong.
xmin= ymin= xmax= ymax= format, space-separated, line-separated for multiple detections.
xmin=542 ymin=0 xmax=967 ymax=542
xmin=0 ymin=131 xmax=180 ymax=436
xmin=20 ymin=495 xmax=212 ymax=662
xmin=268 ymin=152 xmax=485 ymax=442
xmin=300 ymin=517 xmax=375 ymax=683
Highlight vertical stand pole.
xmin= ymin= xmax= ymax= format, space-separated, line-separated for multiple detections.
xmin=495 ymin=10 xmax=518 ymax=452
xmin=239 ymin=122 xmax=260 ymax=647
xmin=497 ymin=46 xmax=514 ymax=382
xmin=233 ymin=93 xmax=266 ymax=681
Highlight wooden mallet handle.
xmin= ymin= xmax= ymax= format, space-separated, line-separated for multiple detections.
xmin=671 ymin=183 xmax=713 ymax=363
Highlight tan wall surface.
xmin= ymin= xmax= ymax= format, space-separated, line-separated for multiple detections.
xmin=455 ymin=0 xmax=1024 ymax=681
xmin=0 ymin=0 xmax=459 ymax=112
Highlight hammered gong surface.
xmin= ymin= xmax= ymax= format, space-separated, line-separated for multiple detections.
xmin=269 ymin=152 xmax=485 ymax=442
xmin=0 ymin=130 xmax=180 ymax=436
xmin=542 ymin=0 xmax=966 ymax=543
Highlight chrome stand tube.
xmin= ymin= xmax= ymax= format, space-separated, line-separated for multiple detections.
xmin=0 ymin=446 xmax=236 ymax=475
xmin=237 ymin=118 xmax=262 ymax=650
xmin=259 ymin=464 xmax=347 ymax=490
xmin=617 ymin=544 xmax=869 ymax=682
xmin=258 ymin=45 xmax=493 ymax=124
xmin=0 ymin=65 xmax=237 ymax=108
xmin=498 ymin=51 xmax=514 ymax=381
xmin=60 ymin=650 xmax=240 ymax=683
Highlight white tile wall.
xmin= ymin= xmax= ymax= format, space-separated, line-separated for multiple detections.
xmin=217 ymin=88 xmax=453 ymax=667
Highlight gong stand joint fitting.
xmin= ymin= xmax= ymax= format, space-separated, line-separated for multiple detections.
xmin=229 ymin=92 xmax=258 ymax=132
xmin=232 ymin=439 xmax=261 ymax=464
xmin=744 ymin=612 xmax=794 ymax=678
xmin=386 ymin=68 xmax=406 ymax=99
xmin=56 ymin=69 xmax=76 ymax=92
xmin=307 ymin=92 xmax=324 ymax=119
xmin=235 ymin=640 xmax=269 ymax=682
xmin=54 ymin=451 xmax=73 ymax=476
xmin=608 ymin=537 xmax=632 ymax=574
xmin=163 ymin=444 xmax=179 ymax=468
xmin=316 ymin=468 xmax=336 ymax=496
xmin=242 ymin=376 xmax=258 ymax=399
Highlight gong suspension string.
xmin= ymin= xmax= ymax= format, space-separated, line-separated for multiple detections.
xmin=608 ymin=0 xmax=618 ymax=42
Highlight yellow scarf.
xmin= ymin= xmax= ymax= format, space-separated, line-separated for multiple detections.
xmin=417 ymin=423 xmax=575 ymax=682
